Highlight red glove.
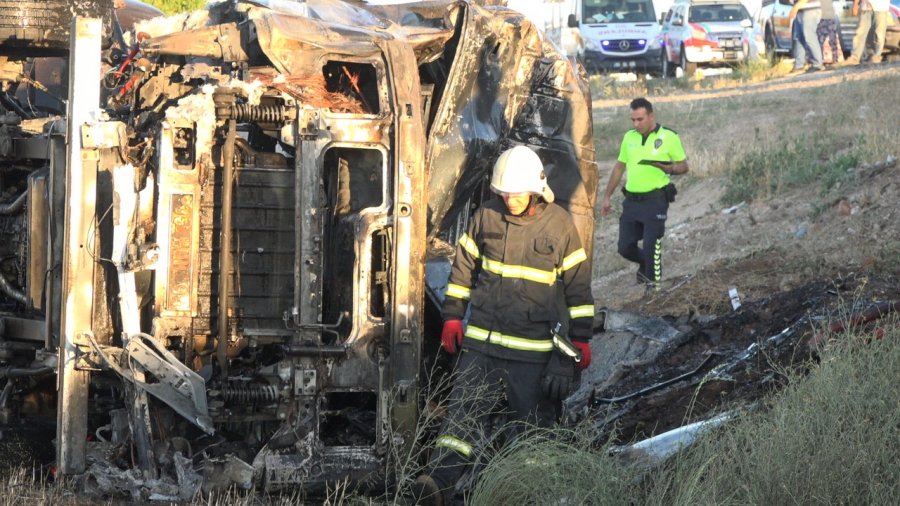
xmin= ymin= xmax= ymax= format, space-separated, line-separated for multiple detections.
xmin=573 ymin=340 xmax=591 ymax=370
xmin=441 ymin=320 xmax=464 ymax=354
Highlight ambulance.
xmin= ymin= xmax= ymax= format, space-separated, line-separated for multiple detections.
xmin=577 ymin=0 xmax=669 ymax=73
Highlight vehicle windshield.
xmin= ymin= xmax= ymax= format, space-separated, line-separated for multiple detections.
xmin=582 ymin=0 xmax=656 ymax=23
xmin=688 ymin=4 xmax=751 ymax=23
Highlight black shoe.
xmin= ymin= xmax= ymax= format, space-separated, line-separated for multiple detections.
xmin=643 ymin=281 xmax=661 ymax=298
xmin=412 ymin=475 xmax=444 ymax=506
xmin=636 ymin=269 xmax=650 ymax=285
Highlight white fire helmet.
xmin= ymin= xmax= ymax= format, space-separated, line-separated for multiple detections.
xmin=490 ymin=146 xmax=555 ymax=203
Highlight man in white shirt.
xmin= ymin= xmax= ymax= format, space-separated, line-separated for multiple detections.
xmin=845 ymin=0 xmax=890 ymax=64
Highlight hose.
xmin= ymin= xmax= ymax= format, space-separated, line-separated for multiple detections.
xmin=0 ymin=190 xmax=27 ymax=215
xmin=0 ymin=93 xmax=33 ymax=120
xmin=0 ymin=272 xmax=26 ymax=305
xmin=217 ymin=118 xmax=237 ymax=379
xmin=0 ymin=366 xmax=53 ymax=379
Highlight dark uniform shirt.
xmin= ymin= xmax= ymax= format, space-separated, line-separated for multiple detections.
xmin=442 ymin=199 xmax=594 ymax=363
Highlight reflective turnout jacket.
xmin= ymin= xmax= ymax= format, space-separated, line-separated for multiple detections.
xmin=442 ymin=199 xmax=594 ymax=363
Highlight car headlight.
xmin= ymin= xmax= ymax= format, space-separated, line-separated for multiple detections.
xmin=649 ymin=37 xmax=661 ymax=49
xmin=585 ymin=38 xmax=600 ymax=51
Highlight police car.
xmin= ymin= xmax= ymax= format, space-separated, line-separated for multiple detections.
xmin=659 ymin=0 xmax=754 ymax=77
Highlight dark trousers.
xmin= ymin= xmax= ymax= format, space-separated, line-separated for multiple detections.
xmin=427 ymin=348 xmax=556 ymax=500
xmin=618 ymin=196 xmax=668 ymax=283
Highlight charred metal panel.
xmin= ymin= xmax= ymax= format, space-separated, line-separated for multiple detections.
xmin=26 ymin=171 xmax=48 ymax=310
xmin=379 ymin=37 xmax=427 ymax=450
xmin=231 ymin=163 xmax=295 ymax=328
xmin=46 ymin=130 xmax=66 ymax=348
xmin=294 ymin=109 xmax=324 ymax=335
xmin=0 ymin=0 xmax=115 ymax=55
xmin=155 ymin=121 xmax=204 ymax=331
xmin=510 ymin=57 xmax=597 ymax=256
xmin=0 ymin=316 xmax=45 ymax=342
xmin=57 ymin=17 xmax=102 ymax=475
xmin=263 ymin=446 xmax=382 ymax=492
xmin=248 ymin=6 xmax=387 ymax=77
xmin=422 ymin=3 xmax=597 ymax=255
xmin=321 ymin=146 xmax=387 ymax=390
xmin=198 ymin=161 xmax=296 ymax=332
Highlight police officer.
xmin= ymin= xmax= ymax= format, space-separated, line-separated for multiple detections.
xmin=414 ymin=146 xmax=594 ymax=505
xmin=600 ymin=97 xmax=688 ymax=292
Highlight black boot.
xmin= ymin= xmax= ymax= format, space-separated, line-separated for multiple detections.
xmin=412 ymin=475 xmax=444 ymax=506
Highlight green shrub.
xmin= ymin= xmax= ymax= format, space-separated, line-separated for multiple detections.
xmin=721 ymin=136 xmax=862 ymax=205
xmin=730 ymin=57 xmax=777 ymax=82
xmin=143 ymin=0 xmax=205 ymax=15
xmin=470 ymin=426 xmax=636 ymax=506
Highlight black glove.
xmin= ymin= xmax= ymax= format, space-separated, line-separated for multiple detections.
xmin=541 ymin=351 xmax=577 ymax=402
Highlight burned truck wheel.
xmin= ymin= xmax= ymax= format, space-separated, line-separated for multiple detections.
xmin=0 ymin=0 xmax=114 ymax=55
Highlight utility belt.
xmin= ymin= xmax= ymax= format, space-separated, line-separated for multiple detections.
xmin=622 ymin=183 xmax=677 ymax=203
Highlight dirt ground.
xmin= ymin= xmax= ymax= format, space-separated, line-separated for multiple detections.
xmin=592 ymin=62 xmax=900 ymax=313
xmin=593 ymin=158 xmax=899 ymax=315
xmin=584 ymin=63 xmax=900 ymax=444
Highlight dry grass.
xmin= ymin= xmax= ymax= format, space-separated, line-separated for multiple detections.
xmin=468 ymin=424 xmax=634 ymax=506
xmin=467 ymin=318 xmax=900 ymax=506
xmin=588 ymin=57 xmax=790 ymax=102
xmin=640 ymin=317 xmax=900 ymax=506
xmin=11 ymin=318 xmax=897 ymax=505
xmin=593 ymin=73 xmax=900 ymax=178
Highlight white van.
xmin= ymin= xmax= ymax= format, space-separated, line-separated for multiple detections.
xmin=577 ymin=0 xmax=665 ymax=73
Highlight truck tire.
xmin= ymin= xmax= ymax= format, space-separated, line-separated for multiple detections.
xmin=765 ymin=27 xmax=777 ymax=62
xmin=0 ymin=0 xmax=114 ymax=55
xmin=661 ymin=50 xmax=675 ymax=78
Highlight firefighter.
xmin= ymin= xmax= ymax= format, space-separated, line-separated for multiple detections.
xmin=600 ymin=97 xmax=688 ymax=293
xmin=413 ymin=146 xmax=595 ymax=505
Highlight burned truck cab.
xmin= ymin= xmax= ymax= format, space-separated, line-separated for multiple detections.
xmin=0 ymin=0 xmax=596 ymax=496
xmin=65 ymin=1 xmax=428 ymax=487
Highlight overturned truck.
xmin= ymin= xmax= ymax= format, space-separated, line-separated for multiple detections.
xmin=0 ymin=0 xmax=596 ymax=494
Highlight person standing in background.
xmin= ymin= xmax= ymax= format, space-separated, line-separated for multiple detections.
xmin=561 ymin=13 xmax=585 ymax=66
xmin=600 ymin=98 xmax=688 ymax=295
xmin=789 ymin=0 xmax=825 ymax=72
xmin=844 ymin=0 xmax=890 ymax=64
xmin=816 ymin=0 xmax=842 ymax=64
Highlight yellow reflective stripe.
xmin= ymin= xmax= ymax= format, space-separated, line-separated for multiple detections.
xmin=466 ymin=325 xmax=554 ymax=352
xmin=436 ymin=435 xmax=473 ymax=457
xmin=561 ymin=248 xmax=587 ymax=272
xmin=653 ymin=239 xmax=662 ymax=282
xmin=446 ymin=283 xmax=471 ymax=300
xmin=481 ymin=257 xmax=557 ymax=285
xmin=459 ymin=233 xmax=480 ymax=259
xmin=552 ymin=334 xmax=580 ymax=358
xmin=569 ymin=305 xmax=594 ymax=319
